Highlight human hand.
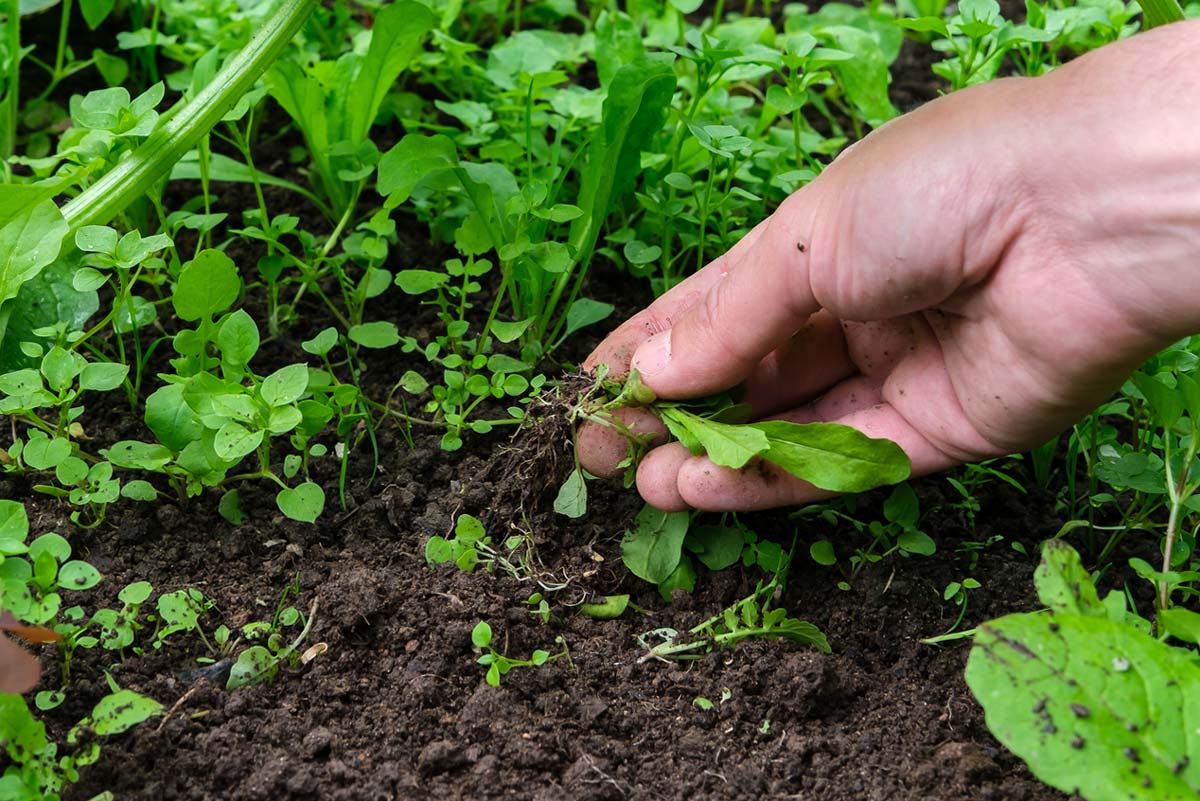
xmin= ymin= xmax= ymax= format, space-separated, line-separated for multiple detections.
xmin=578 ymin=20 xmax=1200 ymax=512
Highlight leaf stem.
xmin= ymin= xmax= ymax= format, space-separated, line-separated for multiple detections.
xmin=60 ymin=0 xmax=319 ymax=231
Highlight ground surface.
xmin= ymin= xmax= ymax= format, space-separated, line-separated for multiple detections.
xmin=2 ymin=4 xmax=1106 ymax=799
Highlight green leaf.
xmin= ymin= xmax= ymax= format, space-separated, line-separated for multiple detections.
xmin=1132 ymin=372 xmax=1184 ymax=431
xmin=58 ymin=560 xmax=102 ymax=590
xmin=41 ymin=346 xmax=84 ymax=392
xmin=344 ymin=1 xmax=435 ymax=145
xmin=662 ymin=408 xmax=769 ymax=469
xmin=621 ymin=505 xmax=690 ymax=584
xmin=0 ymin=258 xmax=99 ymax=372
xmin=752 ymin=420 xmax=911 ymax=492
xmin=898 ymin=530 xmax=936 ymax=556
xmin=580 ymin=594 xmax=630 ymax=620
xmin=227 ymin=645 xmax=278 ymax=689
xmin=347 ymin=321 xmax=400 ymax=349
xmin=23 ymin=436 xmax=71 ymax=470
xmin=966 ymin=611 xmax=1200 ymax=801
xmin=658 ymin=556 xmax=697 ymax=602
xmin=395 ymin=269 xmax=448 ymax=294
xmin=145 ymin=383 xmax=204 ymax=452
xmin=301 ymin=327 xmax=339 ymax=357
xmin=377 ymin=134 xmax=458 ymax=202
xmin=686 ymin=524 xmax=744 ymax=571
xmin=560 ymin=298 xmax=615 ymax=342
xmin=471 ymin=620 xmax=493 ymax=648
xmin=569 ymin=57 xmax=676 ymax=269
xmin=260 ymin=363 xmax=309 ymax=407
xmin=1034 ymin=539 xmax=1105 ymax=616
xmin=490 ymin=318 xmax=533 ymax=344
xmin=553 ymin=469 xmax=587 ymax=518
xmin=121 ymin=480 xmax=158 ymax=501
xmin=0 ymin=500 xmax=29 ymax=551
xmin=172 ymin=250 xmax=241 ymax=322
xmin=218 ymin=490 xmax=246 ymax=525
xmin=213 ymin=421 xmax=264 ymax=462
xmin=1159 ymin=607 xmax=1200 ymax=645
xmin=79 ymin=362 xmax=129 ymax=392
xmin=90 ymin=689 xmax=161 ymax=734
xmin=217 ymin=310 xmax=260 ymax=367
xmin=810 ymin=540 xmax=837 ymax=566
xmin=276 ymin=482 xmax=325 ymax=523
xmin=0 ymin=200 xmax=69 ymax=306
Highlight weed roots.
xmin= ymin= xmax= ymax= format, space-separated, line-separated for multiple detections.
xmin=485 ymin=371 xmax=596 ymax=521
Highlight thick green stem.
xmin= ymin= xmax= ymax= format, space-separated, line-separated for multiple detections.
xmin=1137 ymin=0 xmax=1184 ymax=27
xmin=61 ymin=0 xmax=319 ymax=231
xmin=1 ymin=0 xmax=19 ymax=166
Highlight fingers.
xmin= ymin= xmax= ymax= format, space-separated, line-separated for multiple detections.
xmin=575 ymin=407 xmax=666 ymax=479
xmin=636 ymin=400 xmax=959 ymax=512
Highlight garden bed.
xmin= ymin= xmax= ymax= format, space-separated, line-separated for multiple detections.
xmin=1 ymin=0 xmax=1175 ymax=798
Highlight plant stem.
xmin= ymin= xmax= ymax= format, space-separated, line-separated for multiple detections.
xmin=1136 ymin=0 xmax=1184 ymax=27
xmin=60 ymin=0 xmax=319 ymax=232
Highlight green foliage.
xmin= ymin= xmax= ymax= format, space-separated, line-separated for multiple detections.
xmin=470 ymin=620 xmax=568 ymax=687
xmin=967 ymin=540 xmax=1200 ymax=801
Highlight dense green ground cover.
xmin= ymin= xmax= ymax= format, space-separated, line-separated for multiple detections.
xmin=2 ymin=0 xmax=1200 ymax=798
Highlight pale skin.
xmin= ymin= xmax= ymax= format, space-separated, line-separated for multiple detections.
xmin=577 ymin=19 xmax=1200 ymax=512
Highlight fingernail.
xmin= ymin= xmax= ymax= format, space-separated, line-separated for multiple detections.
xmin=632 ymin=330 xmax=671 ymax=378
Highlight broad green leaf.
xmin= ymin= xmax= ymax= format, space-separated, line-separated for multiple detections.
xmin=91 ymin=689 xmax=162 ymax=735
xmin=348 ymin=321 xmax=400 ymax=349
xmin=377 ymin=134 xmax=458 ymax=202
xmin=172 ymin=250 xmax=240 ymax=322
xmin=560 ymin=298 xmax=615 ymax=342
xmin=217 ymin=310 xmax=260 ymax=367
xmin=1131 ymin=372 xmax=1184 ymax=431
xmin=276 ymin=482 xmax=325 ymax=523
xmin=662 ymin=408 xmax=768 ymax=469
xmin=394 ymin=269 xmax=448 ymax=294
xmin=569 ymin=57 xmax=676 ymax=266
xmin=0 ymin=200 xmax=68 ymax=306
xmin=471 ymin=621 xmax=492 ymax=648
xmin=145 ymin=384 xmax=204 ymax=452
xmin=302 ymin=327 xmax=339 ymax=356
xmin=685 ymin=524 xmax=744 ymax=571
xmin=227 ymin=645 xmax=278 ymax=689
xmin=0 ymin=501 xmax=29 ymax=552
xmin=22 ymin=436 xmax=71 ymax=470
xmin=0 ymin=185 xmax=58 ymax=228
xmin=170 ymin=152 xmax=313 ymax=199
xmin=260 ymin=363 xmax=309 ymax=407
xmin=553 ymin=469 xmax=587 ymax=518
xmin=103 ymin=440 xmax=173 ymax=470
xmin=58 ymin=560 xmax=102 ymax=590
xmin=897 ymin=530 xmax=936 ymax=556
xmin=0 ymin=259 xmax=99 ymax=371
xmin=40 ymin=346 xmax=85 ymax=392
xmin=79 ymin=362 xmax=129 ymax=391
xmin=490 ymin=318 xmax=533 ymax=344
xmin=1160 ymin=607 xmax=1200 ymax=645
xmin=753 ymin=420 xmax=910 ymax=492
xmin=621 ymin=505 xmax=689 ymax=584
xmin=810 ymin=540 xmax=837 ymax=566
xmin=121 ymin=480 xmax=158 ymax=501
xmin=966 ymin=611 xmax=1200 ymax=801
xmin=213 ymin=422 xmax=264 ymax=461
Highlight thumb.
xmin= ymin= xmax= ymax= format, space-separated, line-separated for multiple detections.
xmin=630 ymin=204 xmax=821 ymax=399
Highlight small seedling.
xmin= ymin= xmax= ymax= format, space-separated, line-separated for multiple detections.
xmin=470 ymin=620 xmax=568 ymax=687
